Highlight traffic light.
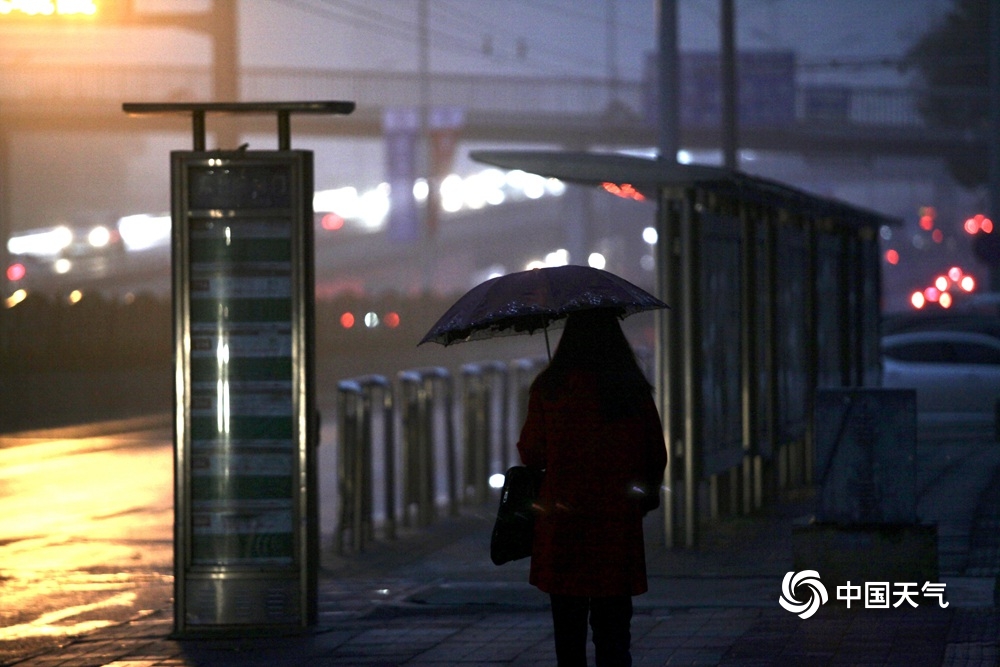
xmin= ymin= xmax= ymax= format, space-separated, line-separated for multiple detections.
xmin=5 ymin=262 xmax=26 ymax=282
xmin=919 ymin=206 xmax=935 ymax=231
xmin=963 ymin=213 xmax=1000 ymax=266
xmin=964 ymin=213 xmax=994 ymax=235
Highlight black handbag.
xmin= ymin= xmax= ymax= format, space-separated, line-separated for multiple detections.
xmin=490 ymin=465 xmax=544 ymax=565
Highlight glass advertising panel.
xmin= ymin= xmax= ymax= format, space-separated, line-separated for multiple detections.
xmin=187 ymin=216 xmax=296 ymax=567
xmin=171 ymin=150 xmax=315 ymax=631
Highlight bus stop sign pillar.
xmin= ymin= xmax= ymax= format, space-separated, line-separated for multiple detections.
xmin=123 ymin=101 xmax=354 ymax=635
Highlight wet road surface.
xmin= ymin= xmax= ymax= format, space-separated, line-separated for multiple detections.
xmin=0 ymin=419 xmax=173 ymax=663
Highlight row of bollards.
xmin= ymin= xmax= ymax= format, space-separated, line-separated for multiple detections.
xmin=335 ymin=357 xmax=547 ymax=554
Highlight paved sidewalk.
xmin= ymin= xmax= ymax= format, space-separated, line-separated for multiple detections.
xmin=5 ymin=440 xmax=999 ymax=666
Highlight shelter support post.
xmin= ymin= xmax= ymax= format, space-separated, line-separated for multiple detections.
xmin=740 ymin=203 xmax=759 ymax=515
xmin=656 ymin=190 xmax=681 ymax=547
xmin=804 ymin=220 xmax=819 ymax=486
xmin=681 ymin=190 xmax=702 ymax=548
xmin=838 ymin=231 xmax=854 ymax=386
xmin=762 ymin=210 xmax=779 ymax=507
xmin=191 ymin=111 xmax=206 ymax=151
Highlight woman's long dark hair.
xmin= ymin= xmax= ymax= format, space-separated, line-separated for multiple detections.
xmin=533 ymin=308 xmax=653 ymax=419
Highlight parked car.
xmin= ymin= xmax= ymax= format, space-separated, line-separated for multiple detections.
xmin=881 ymin=330 xmax=1000 ymax=438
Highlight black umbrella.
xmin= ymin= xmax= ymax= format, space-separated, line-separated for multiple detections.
xmin=419 ymin=265 xmax=668 ymax=358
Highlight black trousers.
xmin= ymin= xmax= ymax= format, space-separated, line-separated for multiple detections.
xmin=549 ymin=594 xmax=633 ymax=667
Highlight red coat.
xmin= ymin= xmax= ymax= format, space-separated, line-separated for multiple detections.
xmin=516 ymin=370 xmax=667 ymax=597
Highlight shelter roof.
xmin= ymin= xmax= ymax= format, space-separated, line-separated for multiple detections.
xmin=470 ymin=149 xmax=902 ymax=229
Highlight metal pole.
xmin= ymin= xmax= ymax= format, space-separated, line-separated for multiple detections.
xmin=740 ymin=203 xmax=758 ymax=514
xmin=443 ymin=374 xmax=459 ymax=515
xmin=720 ymin=0 xmax=738 ymax=170
xmin=192 ymin=111 xmax=206 ymax=151
xmin=462 ymin=366 xmax=487 ymax=504
xmin=804 ymin=219 xmax=818 ymax=486
xmin=658 ymin=192 xmax=680 ymax=548
xmin=398 ymin=372 xmax=418 ymax=527
xmin=360 ymin=390 xmax=374 ymax=544
xmin=488 ymin=361 xmax=509 ymax=470
xmin=278 ymin=110 xmax=291 ymax=151
xmin=762 ymin=211 xmax=778 ymax=507
xmin=0 ymin=121 xmax=9 ymax=279
xmin=656 ymin=0 xmax=680 ymax=161
xmin=990 ymin=0 xmax=1000 ymax=291
xmin=418 ymin=0 xmax=435 ymax=292
xmin=656 ymin=0 xmax=680 ymax=548
xmin=418 ymin=377 xmax=433 ymax=526
xmin=0 ymin=123 xmax=8 ymax=365
xmin=839 ymin=232 xmax=854 ymax=386
xmin=681 ymin=190 xmax=701 ymax=548
xmin=379 ymin=381 xmax=397 ymax=540
xmin=606 ymin=0 xmax=620 ymax=107
xmin=335 ymin=381 xmax=361 ymax=554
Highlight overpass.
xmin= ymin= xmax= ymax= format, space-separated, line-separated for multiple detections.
xmin=1 ymin=63 xmax=986 ymax=305
xmin=0 ymin=63 xmax=987 ymax=158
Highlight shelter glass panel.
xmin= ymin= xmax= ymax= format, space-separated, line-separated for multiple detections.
xmin=815 ymin=232 xmax=845 ymax=389
xmin=775 ymin=223 xmax=808 ymax=442
xmin=699 ymin=211 xmax=744 ymax=475
xmin=860 ymin=235 xmax=882 ymax=386
xmin=755 ymin=222 xmax=772 ymax=456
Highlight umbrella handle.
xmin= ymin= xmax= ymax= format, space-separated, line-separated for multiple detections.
xmin=544 ymin=325 xmax=551 ymax=361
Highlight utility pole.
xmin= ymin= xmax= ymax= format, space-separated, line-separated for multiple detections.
xmin=606 ymin=0 xmax=620 ymax=108
xmin=990 ymin=0 xmax=1000 ymax=290
xmin=0 ymin=109 xmax=8 ymax=279
xmin=418 ymin=0 xmax=433 ymax=292
xmin=720 ymin=0 xmax=738 ymax=170
xmin=656 ymin=0 xmax=679 ymax=162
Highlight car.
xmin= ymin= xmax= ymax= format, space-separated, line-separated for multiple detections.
xmin=881 ymin=330 xmax=1000 ymax=439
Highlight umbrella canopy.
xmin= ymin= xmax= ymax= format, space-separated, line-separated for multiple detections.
xmin=419 ymin=265 xmax=668 ymax=348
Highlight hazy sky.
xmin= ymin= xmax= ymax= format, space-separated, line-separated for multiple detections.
xmin=0 ymin=0 xmax=957 ymax=230
xmin=1 ymin=0 xmax=951 ymax=85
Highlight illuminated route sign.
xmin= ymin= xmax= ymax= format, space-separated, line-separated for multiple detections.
xmin=0 ymin=0 xmax=98 ymax=17
xmin=172 ymin=151 xmax=317 ymax=631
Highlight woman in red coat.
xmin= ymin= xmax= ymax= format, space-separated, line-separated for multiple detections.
xmin=517 ymin=308 xmax=667 ymax=667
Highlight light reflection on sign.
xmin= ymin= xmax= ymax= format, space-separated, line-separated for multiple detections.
xmin=0 ymin=0 xmax=97 ymax=16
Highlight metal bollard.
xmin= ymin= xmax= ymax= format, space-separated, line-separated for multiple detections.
xmin=461 ymin=361 xmax=509 ymax=504
xmin=335 ymin=375 xmax=393 ymax=554
xmin=461 ymin=365 xmax=489 ymax=505
xmin=398 ymin=367 xmax=456 ymax=526
xmin=509 ymin=356 xmax=547 ymax=460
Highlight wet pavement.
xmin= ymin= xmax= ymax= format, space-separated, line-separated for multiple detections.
xmin=1 ymin=434 xmax=998 ymax=666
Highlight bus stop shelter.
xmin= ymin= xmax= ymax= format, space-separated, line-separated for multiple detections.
xmin=471 ymin=150 xmax=900 ymax=548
